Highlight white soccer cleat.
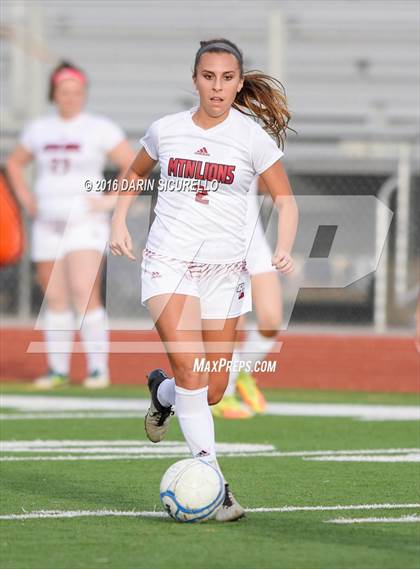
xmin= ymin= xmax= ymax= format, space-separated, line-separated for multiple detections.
xmin=83 ymin=370 xmax=110 ymax=389
xmin=215 ymin=484 xmax=246 ymax=522
xmin=34 ymin=370 xmax=68 ymax=390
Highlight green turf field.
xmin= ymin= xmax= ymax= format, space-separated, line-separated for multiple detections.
xmin=1 ymin=384 xmax=419 ymax=569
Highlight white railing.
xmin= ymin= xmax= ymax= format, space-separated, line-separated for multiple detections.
xmin=374 ymin=143 xmax=418 ymax=331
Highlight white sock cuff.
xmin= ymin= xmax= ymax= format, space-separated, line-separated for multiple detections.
xmin=81 ymin=307 xmax=107 ymax=324
xmin=44 ymin=309 xmax=74 ymax=330
xmin=157 ymin=377 xmax=176 ymax=408
xmin=175 ymin=385 xmax=208 ymax=397
xmin=250 ymin=328 xmax=276 ymax=341
xmin=175 ymin=384 xmax=215 ymax=461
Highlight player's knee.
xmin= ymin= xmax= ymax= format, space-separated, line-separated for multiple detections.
xmin=207 ymin=386 xmax=224 ymax=406
xmin=44 ymin=295 xmax=70 ymax=312
xmin=258 ymin=314 xmax=281 ymax=337
xmin=70 ymin=285 xmax=93 ymax=312
xmin=173 ymin=364 xmax=208 ymax=390
xmin=258 ymin=327 xmax=279 ymax=339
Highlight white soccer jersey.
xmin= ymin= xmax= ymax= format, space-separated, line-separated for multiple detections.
xmin=20 ymin=112 xmax=125 ymax=221
xmin=140 ymin=106 xmax=283 ymax=263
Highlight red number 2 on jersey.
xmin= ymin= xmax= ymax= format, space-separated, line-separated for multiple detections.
xmin=195 ymin=184 xmax=209 ymax=205
xmin=50 ymin=158 xmax=70 ymax=174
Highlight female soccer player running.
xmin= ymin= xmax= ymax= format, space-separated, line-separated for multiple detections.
xmin=7 ymin=61 xmax=134 ymax=389
xmin=110 ymin=39 xmax=298 ymax=521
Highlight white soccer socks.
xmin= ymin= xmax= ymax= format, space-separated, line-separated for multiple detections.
xmin=79 ymin=306 xmax=109 ymax=375
xmin=157 ymin=376 xmax=176 ymax=407
xmin=225 ymin=350 xmax=242 ymax=396
xmin=175 ymin=385 xmax=216 ymax=462
xmin=226 ymin=328 xmax=277 ymax=393
xmin=43 ymin=309 xmax=75 ymax=375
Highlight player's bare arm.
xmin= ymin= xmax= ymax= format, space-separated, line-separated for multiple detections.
xmin=109 ymin=148 xmax=157 ymax=260
xmin=88 ymin=140 xmax=136 ymax=213
xmin=260 ymin=159 xmax=298 ymax=274
xmin=6 ymin=145 xmax=37 ymax=217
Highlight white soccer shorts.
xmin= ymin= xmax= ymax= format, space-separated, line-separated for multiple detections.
xmin=31 ymin=217 xmax=109 ymax=262
xmin=141 ymin=249 xmax=252 ymax=320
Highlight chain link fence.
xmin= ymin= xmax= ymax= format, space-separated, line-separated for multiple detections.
xmin=1 ymin=165 xmax=418 ymax=329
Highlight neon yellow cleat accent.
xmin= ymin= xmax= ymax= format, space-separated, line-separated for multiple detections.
xmin=33 ymin=370 xmax=69 ymax=390
xmin=211 ymin=395 xmax=253 ymax=420
xmin=83 ymin=370 xmax=110 ymax=389
xmin=236 ymin=372 xmax=267 ymax=414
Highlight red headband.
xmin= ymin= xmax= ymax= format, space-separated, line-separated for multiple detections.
xmin=52 ymin=68 xmax=86 ymax=86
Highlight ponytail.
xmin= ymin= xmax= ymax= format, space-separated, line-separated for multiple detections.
xmin=234 ymin=71 xmax=294 ymax=151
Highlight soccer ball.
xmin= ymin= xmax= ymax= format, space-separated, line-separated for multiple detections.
xmin=160 ymin=458 xmax=224 ymax=522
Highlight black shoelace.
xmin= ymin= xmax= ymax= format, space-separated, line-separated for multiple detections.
xmin=151 ymin=407 xmax=174 ymax=426
xmin=222 ymin=484 xmax=233 ymax=507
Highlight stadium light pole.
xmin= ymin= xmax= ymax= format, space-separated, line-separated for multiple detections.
xmin=268 ymin=8 xmax=286 ymax=84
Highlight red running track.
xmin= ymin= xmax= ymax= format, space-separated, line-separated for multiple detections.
xmin=0 ymin=328 xmax=418 ymax=393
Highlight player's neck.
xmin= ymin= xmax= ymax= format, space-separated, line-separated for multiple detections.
xmin=57 ymin=110 xmax=83 ymax=121
xmin=192 ymin=107 xmax=230 ymax=130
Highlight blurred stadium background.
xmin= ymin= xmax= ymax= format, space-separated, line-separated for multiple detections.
xmin=0 ymin=0 xmax=418 ymax=387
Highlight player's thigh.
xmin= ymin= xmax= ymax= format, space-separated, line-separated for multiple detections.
xmin=251 ymin=271 xmax=282 ymax=333
xmin=202 ymin=316 xmax=239 ymax=405
xmin=36 ymin=259 xmax=69 ymax=310
xmin=66 ymin=249 xmax=105 ymax=312
xmin=147 ymin=293 xmax=208 ymax=390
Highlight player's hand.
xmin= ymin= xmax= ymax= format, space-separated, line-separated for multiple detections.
xmin=272 ymin=248 xmax=294 ymax=274
xmin=109 ymin=219 xmax=136 ymax=260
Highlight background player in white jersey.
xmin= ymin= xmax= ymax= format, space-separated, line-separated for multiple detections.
xmin=110 ymin=38 xmax=298 ymax=521
xmin=212 ymin=176 xmax=285 ymax=419
xmin=6 ymin=61 xmax=134 ymax=389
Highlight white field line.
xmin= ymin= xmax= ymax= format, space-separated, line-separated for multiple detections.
xmin=6 ymin=449 xmax=419 ymax=456
xmin=0 ymin=510 xmax=165 ymax=520
xmin=0 ymin=504 xmax=419 ymax=521
xmin=305 ymin=454 xmax=420 ymax=462
xmin=1 ymin=443 xmax=419 ymax=462
xmin=1 ymin=410 xmax=417 ymax=422
xmin=269 ymin=448 xmax=420 ymax=457
xmin=0 ymin=412 xmax=143 ymax=421
xmin=266 ymin=403 xmax=420 ymax=422
xmin=0 ymin=440 xmax=191 ymax=448
xmin=326 ymin=515 xmax=420 ymax=524
xmin=2 ymin=441 xmax=418 ymax=454
xmin=4 ymin=453 xmax=420 ymax=463
xmin=1 ymin=442 xmax=417 ymax=455
xmin=0 ymin=442 xmax=274 ymax=454
xmin=1 ymin=454 xmax=193 ymax=462
xmin=245 ymin=504 xmax=420 ymax=513
xmin=1 ymin=396 xmax=419 ymax=421
xmin=2 ymin=447 xmax=187 ymax=455
xmin=0 ymin=396 xmax=148 ymax=411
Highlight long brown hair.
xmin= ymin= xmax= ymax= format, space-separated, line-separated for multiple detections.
xmin=193 ymin=38 xmax=295 ymax=150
